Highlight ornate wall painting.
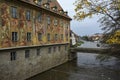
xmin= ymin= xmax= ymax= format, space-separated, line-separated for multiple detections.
xmin=1 ymin=3 xmax=11 ymax=47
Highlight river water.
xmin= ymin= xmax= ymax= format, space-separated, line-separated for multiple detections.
xmin=28 ymin=52 xmax=120 ymax=80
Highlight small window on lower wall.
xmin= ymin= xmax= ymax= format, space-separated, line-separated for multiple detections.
xmin=36 ymin=48 xmax=41 ymax=56
xmin=65 ymin=45 xmax=67 ymax=50
xmin=10 ymin=51 xmax=16 ymax=61
xmin=58 ymin=46 xmax=61 ymax=51
xmin=25 ymin=50 xmax=30 ymax=58
xmin=48 ymin=47 xmax=51 ymax=53
xmin=53 ymin=46 xmax=56 ymax=52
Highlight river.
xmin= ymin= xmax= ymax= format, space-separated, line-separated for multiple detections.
xmin=27 ymin=52 xmax=120 ymax=80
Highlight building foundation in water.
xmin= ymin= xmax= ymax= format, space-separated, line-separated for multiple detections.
xmin=0 ymin=0 xmax=71 ymax=79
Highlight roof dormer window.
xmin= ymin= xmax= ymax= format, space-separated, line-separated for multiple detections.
xmin=33 ymin=0 xmax=38 ymax=4
xmin=38 ymin=0 xmax=42 ymax=5
xmin=52 ymin=6 xmax=57 ymax=11
xmin=59 ymin=10 xmax=64 ymax=14
xmin=64 ymin=11 xmax=68 ymax=15
xmin=34 ymin=0 xmax=42 ymax=5
xmin=43 ymin=3 xmax=50 ymax=9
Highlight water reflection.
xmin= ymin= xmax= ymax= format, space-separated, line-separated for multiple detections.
xmin=27 ymin=53 xmax=120 ymax=80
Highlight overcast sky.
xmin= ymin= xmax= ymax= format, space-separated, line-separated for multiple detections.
xmin=57 ymin=0 xmax=103 ymax=36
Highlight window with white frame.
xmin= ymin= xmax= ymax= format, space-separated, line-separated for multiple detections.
xmin=38 ymin=33 xmax=42 ymax=41
xmin=54 ymin=19 xmax=58 ymax=26
xmin=38 ymin=12 xmax=42 ymax=22
xmin=47 ymin=16 xmax=50 ymax=25
xmin=10 ymin=51 xmax=16 ymax=61
xmin=27 ymin=32 xmax=31 ymax=41
xmin=11 ymin=6 xmax=17 ymax=18
xmin=26 ymin=10 xmax=31 ymax=20
xmin=12 ymin=32 xmax=18 ymax=42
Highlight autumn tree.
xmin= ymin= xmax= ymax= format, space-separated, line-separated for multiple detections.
xmin=74 ymin=0 xmax=120 ymax=52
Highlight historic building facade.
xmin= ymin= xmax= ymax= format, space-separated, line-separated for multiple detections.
xmin=0 ymin=0 xmax=71 ymax=80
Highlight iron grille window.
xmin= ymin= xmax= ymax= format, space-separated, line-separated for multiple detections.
xmin=53 ymin=46 xmax=56 ymax=52
xmin=65 ymin=45 xmax=67 ymax=50
xmin=47 ymin=16 xmax=50 ymax=25
xmin=26 ymin=10 xmax=31 ymax=20
xmin=12 ymin=32 xmax=18 ymax=42
xmin=27 ymin=32 xmax=31 ymax=41
xmin=10 ymin=51 xmax=16 ymax=61
xmin=36 ymin=48 xmax=41 ymax=56
xmin=11 ymin=6 xmax=17 ymax=18
xmin=48 ymin=47 xmax=51 ymax=53
xmin=25 ymin=50 xmax=30 ymax=58
xmin=38 ymin=12 xmax=42 ymax=22
xmin=58 ymin=46 xmax=61 ymax=51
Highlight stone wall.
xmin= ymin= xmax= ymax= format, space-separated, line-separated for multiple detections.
xmin=0 ymin=44 xmax=69 ymax=80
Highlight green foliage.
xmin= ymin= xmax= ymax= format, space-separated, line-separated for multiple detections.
xmin=106 ymin=30 xmax=120 ymax=44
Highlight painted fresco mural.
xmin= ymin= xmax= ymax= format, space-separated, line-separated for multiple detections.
xmin=0 ymin=3 xmax=11 ymax=48
xmin=0 ymin=2 xmax=70 ymax=48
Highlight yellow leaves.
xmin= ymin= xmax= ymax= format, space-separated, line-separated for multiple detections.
xmin=84 ymin=0 xmax=91 ymax=6
xmin=106 ymin=30 xmax=120 ymax=44
xmin=103 ymin=8 xmax=107 ymax=13
xmin=74 ymin=0 xmax=111 ymax=21
xmin=96 ymin=6 xmax=101 ymax=12
xmin=74 ymin=4 xmax=83 ymax=12
xmin=74 ymin=11 xmax=93 ymax=20
xmin=75 ymin=12 xmax=86 ymax=20
xmin=95 ymin=6 xmax=107 ymax=13
xmin=112 ymin=0 xmax=120 ymax=10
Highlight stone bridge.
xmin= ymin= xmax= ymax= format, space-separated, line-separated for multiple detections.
xmin=69 ymin=47 xmax=109 ymax=60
